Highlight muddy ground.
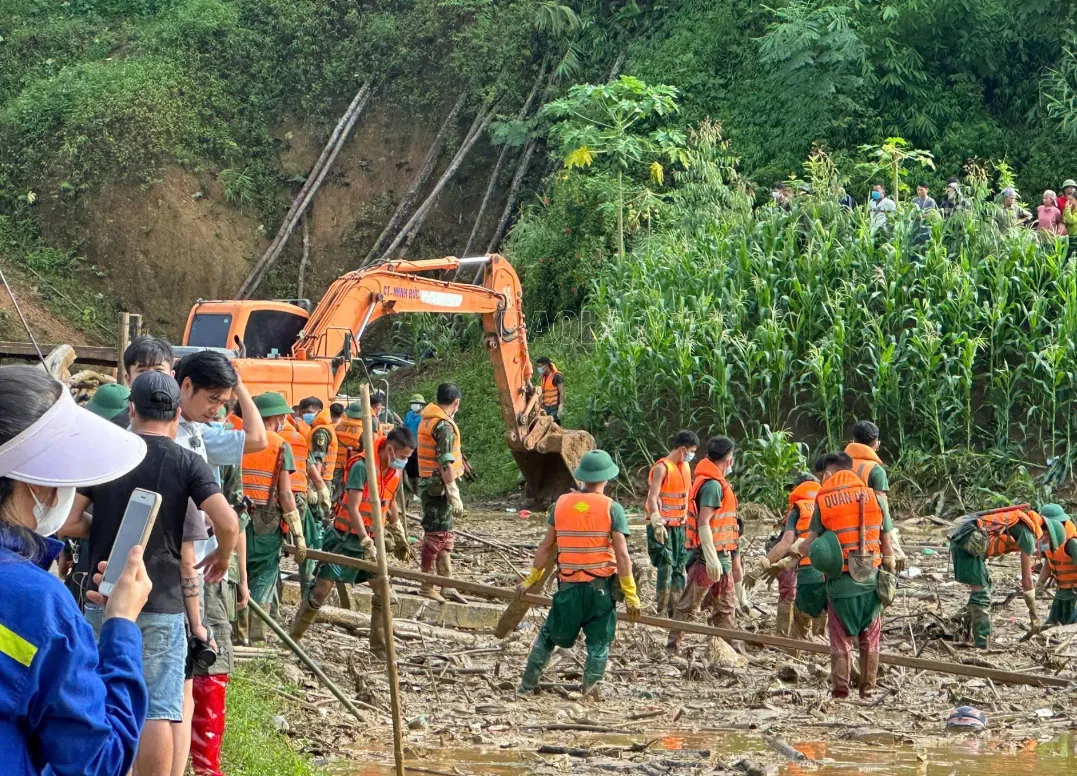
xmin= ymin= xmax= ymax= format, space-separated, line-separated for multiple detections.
xmin=251 ymin=503 xmax=1077 ymax=775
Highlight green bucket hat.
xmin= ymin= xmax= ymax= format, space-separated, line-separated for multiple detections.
xmin=1063 ymin=179 xmax=1077 ymax=190
xmin=573 ymin=450 xmax=619 ymax=483
xmin=345 ymin=400 xmax=365 ymax=419
xmin=409 ymin=394 xmax=425 ymax=404
xmin=253 ymin=391 xmax=292 ymax=418
xmin=1043 ymin=517 xmax=1066 ymax=551
xmin=85 ymin=383 xmax=130 ymax=420
xmin=1040 ymin=503 xmax=1070 ymax=522
xmin=809 ymin=530 xmax=844 ymax=579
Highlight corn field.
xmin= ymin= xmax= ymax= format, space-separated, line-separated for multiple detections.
xmin=586 ymin=170 xmax=1077 ymax=512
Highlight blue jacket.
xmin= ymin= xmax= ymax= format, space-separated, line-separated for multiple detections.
xmin=404 ymin=410 xmax=422 ymax=439
xmin=0 ymin=526 xmax=146 ymax=775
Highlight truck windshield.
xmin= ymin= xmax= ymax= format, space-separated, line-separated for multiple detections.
xmin=187 ymin=313 xmax=232 ymax=348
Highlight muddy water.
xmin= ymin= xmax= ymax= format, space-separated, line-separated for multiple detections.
xmin=346 ymin=731 xmax=1075 ymax=775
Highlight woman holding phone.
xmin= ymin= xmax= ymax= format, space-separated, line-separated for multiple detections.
xmin=0 ymin=365 xmax=152 ymax=776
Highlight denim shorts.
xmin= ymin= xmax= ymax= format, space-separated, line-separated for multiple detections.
xmin=85 ymin=605 xmax=186 ymax=721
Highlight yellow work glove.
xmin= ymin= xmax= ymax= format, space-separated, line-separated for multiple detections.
xmin=388 ymin=521 xmax=411 ymax=561
xmin=445 ymin=480 xmax=465 ymax=519
xmin=700 ymin=540 xmax=723 ymax=583
xmin=649 ymin=515 xmax=667 ymax=545
xmin=774 ymin=555 xmax=798 ymax=572
xmin=619 ymin=576 xmax=642 ymax=622
xmin=891 ymin=529 xmax=908 ymax=573
xmin=519 ymin=565 xmax=545 ymax=589
xmin=1023 ymin=589 xmax=1040 ymax=630
xmin=882 ymin=555 xmax=896 ymax=573
xmin=319 ymin=484 xmax=332 ymax=511
xmin=358 ymin=535 xmax=376 ymax=559
xmin=282 ymin=509 xmax=306 ymax=564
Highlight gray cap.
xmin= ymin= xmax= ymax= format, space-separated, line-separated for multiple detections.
xmin=130 ymin=370 xmax=180 ymax=416
xmin=1002 ymin=187 xmax=1016 ymax=198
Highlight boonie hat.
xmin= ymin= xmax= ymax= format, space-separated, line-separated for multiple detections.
xmin=0 ymin=372 xmax=146 ymax=487
xmin=345 ymin=400 xmax=365 ymax=419
xmin=409 ymin=394 xmax=425 ymax=404
xmin=1063 ymin=179 xmax=1077 ymax=189
xmin=1041 ymin=503 xmax=1070 ymax=522
xmin=85 ymin=383 xmax=130 ymax=420
xmin=573 ymin=449 xmax=619 ymax=483
xmin=809 ymin=530 xmax=844 ymax=579
xmin=253 ymin=391 xmax=292 ymax=418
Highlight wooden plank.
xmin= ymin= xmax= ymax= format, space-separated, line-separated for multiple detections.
xmin=284 ymin=546 xmax=1073 ymax=689
xmin=0 ymin=342 xmax=118 ymax=366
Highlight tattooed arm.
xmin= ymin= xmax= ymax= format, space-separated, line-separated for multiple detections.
xmin=180 ymin=541 xmax=209 ymax=644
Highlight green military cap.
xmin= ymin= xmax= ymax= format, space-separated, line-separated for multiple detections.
xmin=809 ymin=530 xmax=844 ymax=579
xmin=573 ymin=449 xmax=619 ymax=483
xmin=345 ymin=401 xmax=365 ymax=419
xmin=253 ymin=391 xmax=292 ymax=418
xmin=1040 ymin=503 xmax=1069 ymax=522
xmin=85 ymin=383 xmax=130 ymax=420
xmin=1042 ymin=514 xmax=1067 ymax=551
xmin=409 ymin=394 xmax=425 ymax=404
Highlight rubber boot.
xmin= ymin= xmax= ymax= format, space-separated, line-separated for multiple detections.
xmin=250 ymin=611 xmax=266 ymax=644
xmin=776 ymin=599 xmax=795 ymax=638
xmin=667 ymin=610 xmax=688 ymax=655
xmin=369 ymin=592 xmax=389 ymax=662
xmin=831 ymin=653 xmax=851 ymax=699
xmin=812 ymin=612 xmax=828 ymax=638
xmin=859 ymin=651 xmax=879 ymax=700
xmin=582 ymin=639 xmax=610 ymax=698
xmin=520 ymin=632 xmax=555 ymax=692
xmin=190 ymin=674 xmax=228 ymax=776
xmin=654 ymin=585 xmax=670 ymax=619
xmin=669 ymin=582 xmax=685 ymax=619
xmin=336 ymin=582 xmax=353 ymax=611
xmin=290 ymin=594 xmax=321 ymax=642
xmin=233 ymin=608 xmax=249 ymax=647
xmin=793 ymin=607 xmax=813 ymax=641
xmin=437 ymin=552 xmax=467 ymax=604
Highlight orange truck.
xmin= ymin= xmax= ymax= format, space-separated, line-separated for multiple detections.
xmin=180 ymin=254 xmax=593 ymax=502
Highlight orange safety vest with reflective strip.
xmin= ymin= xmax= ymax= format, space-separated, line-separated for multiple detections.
xmin=333 ymin=440 xmax=402 ymax=535
xmin=541 ymin=364 xmax=561 ymax=408
xmin=279 ymin=421 xmax=308 ymax=496
xmin=686 ymin=458 xmax=739 ymax=552
xmin=1045 ymin=520 xmax=1077 ymax=590
xmin=553 ymin=492 xmax=617 ymax=582
xmin=336 ymin=416 xmax=366 ymax=452
xmin=417 ymin=404 xmax=463 ymax=479
xmin=817 ymin=469 xmax=883 ymax=573
xmin=788 ymin=480 xmax=821 ymax=567
xmin=977 ymin=509 xmax=1043 ymax=558
xmin=845 ymin=442 xmax=883 ymax=487
xmin=308 ymin=409 xmax=339 ymax=479
xmin=649 ymin=457 xmax=691 ymax=526
xmin=241 ymin=430 xmax=286 ymax=507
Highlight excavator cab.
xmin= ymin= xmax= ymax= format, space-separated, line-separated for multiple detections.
xmin=184 ymin=299 xmax=311 ymax=358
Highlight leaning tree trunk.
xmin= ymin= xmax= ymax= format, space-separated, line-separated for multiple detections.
xmin=485 ymin=136 xmax=538 ymax=257
xmin=237 ymin=81 xmax=372 ymax=298
xmin=379 ymin=102 xmax=498 ymax=261
xmin=361 ymin=93 xmax=467 ymax=266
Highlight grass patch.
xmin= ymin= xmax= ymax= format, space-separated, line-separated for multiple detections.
xmin=385 ymin=329 xmax=599 ymax=501
xmin=223 ymin=662 xmax=324 ymax=776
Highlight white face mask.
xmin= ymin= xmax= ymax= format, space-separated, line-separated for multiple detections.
xmin=410 ymin=404 xmax=421 ymax=412
xmin=727 ymin=459 xmax=734 ymax=475
xmin=684 ymin=451 xmax=695 ymax=463
xmin=30 ymin=485 xmax=77 ymax=537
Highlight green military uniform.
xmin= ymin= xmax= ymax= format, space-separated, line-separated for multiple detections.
xmin=245 ymin=442 xmax=295 ymax=625
xmin=520 ymin=497 xmax=631 ymax=694
xmin=419 ymin=418 xmax=457 ymax=533
xmin=315 ymin=464 xmax=376 ymax=586
xmin=951 ymin=521 xmax=1035 ymax=647
xmin=783 ymin=508 xmax=827 ymax=619
xmin=202 ymin=463 xmax=242 ymax=667
xmin=308 ymin=426 xmax=333 ymax=524
xmin=647 ymin=523 xmax=688 ymax=613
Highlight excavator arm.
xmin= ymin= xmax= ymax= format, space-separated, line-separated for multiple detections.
xmin=286 ymin=254 xmax=593 ymax=502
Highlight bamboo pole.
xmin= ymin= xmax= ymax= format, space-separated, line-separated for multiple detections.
xmin=245 ymin=599 xmax=373 ymax=724
xmin=297 ymin=214 xmax=310 ymax=299
xmin=116 ymin=312 xmax=131 ymax=386
xmin=358 ymin=384 xmax=406 ymax=776
xmin=281 ymin=545 xmax=1073 ymax=689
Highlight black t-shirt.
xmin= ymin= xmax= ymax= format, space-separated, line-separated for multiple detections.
xmin=80 ymin=434 xmax=221 ymax=614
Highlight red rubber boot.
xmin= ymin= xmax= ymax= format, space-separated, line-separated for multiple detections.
xmin=191 ymin=674 xmax=229 ymax=776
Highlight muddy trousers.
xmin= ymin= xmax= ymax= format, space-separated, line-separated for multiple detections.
xmin=827 ymin=602 xmax=881 ymax=699
xmin=667 ymin=562 xmax=735 ymax=656
xmin=240 ymin=526 xmax=282 ymax=643
xmin=648 ymin=524 xmax=687 ymax=618
xmin=190 ymin=675 xmax=228 ymax=776
xmin=967 ymin=589 xmax=992 ymax=648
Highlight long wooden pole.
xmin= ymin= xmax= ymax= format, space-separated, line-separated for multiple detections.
xmin=282 ymin=545 xmax=1072 ymax=689
xmin=116 ymin=312 xmax=131 ymax=386
xmin=359 ymin=384 xmax=406 ymax=776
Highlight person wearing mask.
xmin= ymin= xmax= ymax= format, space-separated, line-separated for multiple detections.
xmin=238 ymin=393 xmax=305 ymax=644
xmin=868 ymin=185 xmax=896 ymax=228
xmin=307 ymin=403 xmax=339 ymax=525
xmin=1036 ymin=505 xmax=1077 ymax=627
xmin=667 ymin=436 xmax=742 ymax=658
xmin=68 ymin=371 xmax=239 ymax=776
xmin=279 ymin=411 xmax=317 ymax=594
xmin=644 ymin=430 xmax=698 ymax=617
xmin=517 ymin=450 xmax=641 ymax=696
xmin=0 ymin=365 xmax=151 ymax=776
xmin=403 ymin=394 xmax=425 ymax=488
xmin=335 ymin=401 xmax=367 ymax=458
xmin=296 ymin=397 xmax=323 ymax=434
xmin=801 ymin=453 xmax=895 ymax=700
xmin=535 ymin=357 xmax=564 ymax=423
xmin=290 ymin=427 xmax=416 ymax=658
xmin=1063 ymin=190 xmax=1077 ymax=238
xmin=1037 ymin=190 xmax=1066 ymax=235
xmin=416 ymin=383 xmax=467 ymax=603
xmin=911 ymin=183 xmax=936 ymax=211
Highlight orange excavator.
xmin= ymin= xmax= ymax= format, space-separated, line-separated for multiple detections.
xmin=179 ymin=254 xmax=594 ymax=502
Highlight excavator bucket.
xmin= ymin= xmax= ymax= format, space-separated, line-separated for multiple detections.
xmin=511 ymin=414 xmax=595 ymax=506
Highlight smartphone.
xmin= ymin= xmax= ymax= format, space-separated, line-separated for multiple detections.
xmin=99 ymin=488 xmax=162 ymax=597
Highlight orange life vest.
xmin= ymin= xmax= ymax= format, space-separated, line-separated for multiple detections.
xmin=241 ymin=430 xmax=287 ymax=507
xmin=541 ymin=364 xmax=561 ymax=408
xmin=417 ymin=404 xmax=463 ymax=479
xmin=649 ymin=457 xmax=691 ymax=526
xmin=308 ymin=408 xmax=339 ymax=479
xmin=553 ymin=491 xmax=617 ymax=582
xmin=845 ymin=442 xmax=883 ymax=487
xmin=1045 ymin=520 xmax=1077 ymax=590
xmin=278 ymin=422 xmax=309 ymax=496
xmin=336 ymin=415 xmax=366 ymax=452
xmin=817 ymin=469 xmax=883 ymax=574
xmin=686 ymin=457 xmax=739 ymax=552
xmin=977 ymin=509 xmax=1043 ymax=558
xmin=788 ymin=480 xmax=821 ymax=567
xmin=225 ymin=413 xmax=244 ymax=430
xmin=333 ymin=440 xmax=402 ymax=535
